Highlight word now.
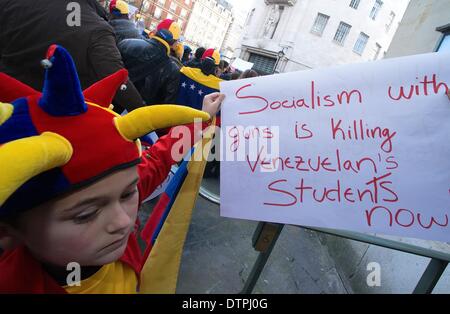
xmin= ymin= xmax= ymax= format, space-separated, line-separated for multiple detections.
xmin=366 ymin=206 xmax=448 ymax=229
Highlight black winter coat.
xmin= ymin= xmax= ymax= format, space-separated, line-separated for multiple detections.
xmin=109 ymin=19 xmax=141 ymax=44
xmin=118 ymin=37 xmax=180 ymax=105
xmin=0 ymin=0 xmax=144 ymax=112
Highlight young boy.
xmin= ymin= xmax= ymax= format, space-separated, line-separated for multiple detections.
xmin=0 ymin=45 xmax=224 ymax=293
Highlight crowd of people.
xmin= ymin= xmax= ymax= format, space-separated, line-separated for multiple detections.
xmin=0 ymin=0 xmax=258 ymax=114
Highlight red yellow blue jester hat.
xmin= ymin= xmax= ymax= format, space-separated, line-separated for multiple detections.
xmin=0 ymin=45 xmax=210 ymax=217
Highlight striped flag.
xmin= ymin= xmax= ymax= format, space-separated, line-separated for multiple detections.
xmin=138 ymin=118 xmax=216 ymax=293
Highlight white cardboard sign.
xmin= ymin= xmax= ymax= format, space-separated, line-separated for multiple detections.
xmin=220 ymin=52 xmax=450 ymax=242
xmin=231 ymin=58 xmax=255 ymax=72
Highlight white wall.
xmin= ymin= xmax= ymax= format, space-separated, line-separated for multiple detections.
xmin=386 ymin=0 xmax=450 ymax=58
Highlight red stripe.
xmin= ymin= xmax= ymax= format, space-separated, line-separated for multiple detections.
xmin=140 ymin=193 xmax=171 ymax=266
xmin=141 ymin=193 xmax=171 ymax=244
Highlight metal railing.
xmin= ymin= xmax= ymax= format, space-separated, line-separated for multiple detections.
xmin=241 ymin=222 xmax=450 ymax=294
xmin=198 ymin=165 xmax=449 ymax=294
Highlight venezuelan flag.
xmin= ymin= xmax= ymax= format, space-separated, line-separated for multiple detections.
xmin=176 ymin=67 xmax=221 ymax=110
xmin=139 ymin=118 xmax=216 ymax=293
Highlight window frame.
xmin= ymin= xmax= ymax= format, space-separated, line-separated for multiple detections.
xmin=385 ymin=11 xmax=396 ymax=32
xmin=333 ymin=21 xmax=352 ymax=45
xmin=311 ymin=13 xmax=330 ymax=36
xmin=369 ymin=0 xmax=384 ymax=20
xmin=349 ymin=0 xmax=360 ymax=10
xmin=170 ymin=2 xmax=177 ymax=12
xmin=153 ymin=7 xmax=162 ymax=19
xmin=353 ymin=32 xmax=370 ymax=55
xmin=435 ymin=24 xmax=450 ymax=52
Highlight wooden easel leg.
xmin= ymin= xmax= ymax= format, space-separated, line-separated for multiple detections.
xmin=240 ymin=222 xmax=284 ymax=294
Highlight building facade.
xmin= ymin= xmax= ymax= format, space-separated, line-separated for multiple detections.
xmin=129 ymin=0 xmax=195 ymax=34
xmin=239 ymin=0 xmax=410 ymax=75
xmin=183 ymin=0 xmax=233 ymax=52
xmin=385 ymin=0 xmax=450 ymax=57
xmin=221 ymin=5 xmax=248 ymax=60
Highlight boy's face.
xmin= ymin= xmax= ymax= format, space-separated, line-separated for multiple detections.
xmin=12 ymin=166 xmax=140 ymax=267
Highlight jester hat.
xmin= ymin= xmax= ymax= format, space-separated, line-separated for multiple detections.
xmin=0 ymin=45 xmax=210 ymax=217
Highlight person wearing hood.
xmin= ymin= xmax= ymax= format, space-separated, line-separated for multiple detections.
xmin=170 ymin=42 xmax=185 ymax=69
xmin=0 ymin=45 xmax=224 ymax=293
xmin=176 ymin=48 xmax=222 ymax=113
xmin=0 ymin=0 xmax=144 ymax=113
xmin=108 ymin=0 xmax=141 ymax=44
xmin=185 ymin=47 xmax=206 ymax=69
xmin=182 ymin=45 xmax=192 ymax=65
xmin=118 ymin=19 xmax=182 ymax=105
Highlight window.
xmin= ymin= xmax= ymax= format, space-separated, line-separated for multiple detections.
xmin=170 ymin=2 xmax=177 ymax=12
xmin=311 ymin=13 xmax=330 ymax=36
xmin=142 ymin=0 xmax=150 ymax=12
xmin=180 ymin=8 xmax=188 ymax=18
xmin=150 ymin=21 xmax=158 ymax=30
xmin=435 ymin=24 xmax=450 ymax=52
xmin=353 ymin=32 xmax=369 ymax=55
xmin=369 ymin=0 xmax=383 ymax=20
xmin=349 ymin=0 xmax=360 ymax=9
xmin=167 ymin=13 xmax=173 ymax=20
xmin=333 ymin=22 xmax=352 ymax=45
xmin=437 ymin=34 xmax=450 ymax=51
xmin=158 ymin=0 xmax=165 ymax=6
xmin=373 ymin=43 xmax=382 ymax=60
xmin=248 ymin=53 xmax=276 ymax=75
xmin=386 ymin=11 xmax=396 ymax=31
xmin=154 ymin=7 xmax=162 ymax=19
xmin=185 ymin=0 xmax=190 ymax=5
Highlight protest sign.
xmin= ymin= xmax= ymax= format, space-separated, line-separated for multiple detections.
xmin=231 ymin=58 xmax=255 ymax=72
xmin=220 ymin=52 xmax=450 ymax=242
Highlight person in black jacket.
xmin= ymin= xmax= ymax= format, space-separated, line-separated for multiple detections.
xmin=186 ymin=47 xmax=206 ymax=69
xmin=109 ymin=0 xmax=141 ymax=44
xmin=0 ymin=0 xmax=144 ymax=112
xmin=118 ymin=19 xmax=181 ymax=105
xmin=88 ymin=0 xmax=109 ymax=21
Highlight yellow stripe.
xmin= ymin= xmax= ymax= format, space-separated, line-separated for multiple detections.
xmin=0 ymin=102 xmax=14 ymax=126
xmin=181 ymin=67 xmax=222 ymax=90
xmin=139 ymin=118 xmax=216 ymax=294
xmin=151 ymin=36 xmax=170 ymax=56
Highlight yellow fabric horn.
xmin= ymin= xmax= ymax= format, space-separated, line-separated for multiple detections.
xmin=114 ymin=105 xmax=210 ymax=141
xmin=0 ymin=132 xmax=73 ymax=207
xmin=0 ymin=102 xmax=14 ymax=126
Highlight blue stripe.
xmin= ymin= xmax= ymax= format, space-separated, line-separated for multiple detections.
xmin=0 ymin=98 xmax=39 ymax=144
xmin=0 ymin=98 xmax=72 ymax=217
xmin=151 ymin=148 xmax=195 ymax=244
xmin=1 ymin=168 xmax=71 ymax=217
